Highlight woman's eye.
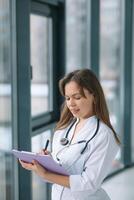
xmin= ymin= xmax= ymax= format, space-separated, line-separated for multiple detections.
xmin=65 ymin=96 xmax=81 ymax=101
xmin=75 ymin=96 xmax=81 ymax=100
xmin=65 ymin=97 xmax=70 ymax=101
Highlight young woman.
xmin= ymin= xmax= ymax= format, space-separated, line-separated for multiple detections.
xmin=20 ymin=69 xmax=120 ymax=200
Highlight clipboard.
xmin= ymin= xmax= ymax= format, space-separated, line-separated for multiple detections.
xmin=12 ymin=149 xmax=69 ymax=176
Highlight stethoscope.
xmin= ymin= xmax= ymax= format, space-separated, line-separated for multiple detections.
xmin=57 ymin=117 xmax=100 ymax=200
xmin=58 ymin=117 xmax=100 ymax=157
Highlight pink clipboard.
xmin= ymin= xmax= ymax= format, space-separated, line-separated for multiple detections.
xmin=12 ymin=149 xmax=69 ymax=176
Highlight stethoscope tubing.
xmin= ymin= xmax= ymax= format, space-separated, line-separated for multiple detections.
xmin=56 ymin=118 xmax=100 ymax=163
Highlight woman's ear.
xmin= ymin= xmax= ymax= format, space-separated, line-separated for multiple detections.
xmin=93 ymin=97 xmax=97 ymax=114
xmin=93 ymin=99 xmax=96 ymax=105
xmin=92 ymin=94 xmax=96 ymax=104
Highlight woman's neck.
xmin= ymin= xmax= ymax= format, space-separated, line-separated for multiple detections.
xmin=78 ymin=114 xmax=95 ymax=123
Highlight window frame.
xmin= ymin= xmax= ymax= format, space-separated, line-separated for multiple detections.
xmin=31 ymin=0 xmax=65 ymax=133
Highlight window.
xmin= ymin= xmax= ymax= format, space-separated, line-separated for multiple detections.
xmin=66 ymin=0 xmax=91 ymax=72
xmin=30 ymin=3 xmax=57 ymax=199
xmin=30 ymin=14 xmax=53 ymax=117
xmin=31 ymin=129 xmax=53 ymax=200
xmin=0 ymin=0 xmax=13 ymax=199
xmin=100 ymin=0 xmax=123 ymax=171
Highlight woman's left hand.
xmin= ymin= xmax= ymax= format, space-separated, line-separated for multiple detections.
xmin=19 ymin=159 xmax=47 ymax=179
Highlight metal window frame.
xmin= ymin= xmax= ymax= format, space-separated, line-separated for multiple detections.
xmin=31 ymin=0 xmax=65 ymax=132
xmin=90 ymin=0 xmax=100 ymax=77
xmin=30 ymin=2 xmax=56 ymax=130
xmin=15 ymin=1 xmax=32 ymax=200
xmin=132 ymin=0 xmax=134 ymax=164
xmin=121 ymin=0 xmax=133 ymax=166
xmin=32 ymin=0 xmax=60 ymax=6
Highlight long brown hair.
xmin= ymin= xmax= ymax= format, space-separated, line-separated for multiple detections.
xmin=55 ymin=68 xmax=120 ymax=145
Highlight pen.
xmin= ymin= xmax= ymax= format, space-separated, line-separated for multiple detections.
xmin=44 ymin=139 xmax=49 ymax=151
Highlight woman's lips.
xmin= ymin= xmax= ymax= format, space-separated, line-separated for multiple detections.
xmin=70 ymin=109 xmax=80 ymax=114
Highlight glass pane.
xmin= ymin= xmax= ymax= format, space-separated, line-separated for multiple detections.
xmin=31 ymin=130 xmax=52 ymax=200
xmin=66 ymin=0 xmax=90 ymax=72
xmin=100 ymin=0 xmax=123 ymax=171
xmin=30 ymin=14 xmax=53 ymax=117
xmin=0 ymin=0 xmax=13 ymax=199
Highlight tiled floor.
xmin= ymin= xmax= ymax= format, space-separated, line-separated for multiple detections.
xmin=102 ymin=167 xmax=134 ymax=200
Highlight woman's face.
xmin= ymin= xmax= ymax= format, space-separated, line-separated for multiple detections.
xmin=65 ymin=81 xmax=95 ymax=119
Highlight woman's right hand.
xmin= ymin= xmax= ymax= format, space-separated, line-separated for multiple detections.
xmin=38 ymin=149 xmax=51 ymax=155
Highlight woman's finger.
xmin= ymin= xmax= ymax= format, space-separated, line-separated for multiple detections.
xmin=37 ymin=150 xmax=46 ymax=155
xmin=42 ymin=150 xmax=49 ymax=155
xmin=19 ymin=159 xmax=34 ymax=170
xmin=37 ymin=150 xmax=51 ymax=155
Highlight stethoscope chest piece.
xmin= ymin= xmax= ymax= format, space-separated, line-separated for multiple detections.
xmin=60 ymin=138 xmax=69 ymax=146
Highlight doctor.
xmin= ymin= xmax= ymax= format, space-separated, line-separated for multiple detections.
xmin=20 ymin=69 xmax=120 ymax=200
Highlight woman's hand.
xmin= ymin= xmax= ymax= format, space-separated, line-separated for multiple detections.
xmin=38 ymin=149 xmax=51 ymax=155
xmin=19 ymin=159 xmax=48 ymax=179
xmin=19 ymin=158 xmax=70 ymax=187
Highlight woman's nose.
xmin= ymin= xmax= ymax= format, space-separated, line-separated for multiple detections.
xmin=69 ymin=98 xmax=76 ymax=106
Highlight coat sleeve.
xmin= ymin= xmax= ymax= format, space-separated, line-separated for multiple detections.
xmin=69 ymin=129 xmax=119 ymax=197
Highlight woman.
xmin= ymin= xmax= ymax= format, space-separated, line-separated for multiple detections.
xmin=20 ymin=69 xmax=120 ymax=200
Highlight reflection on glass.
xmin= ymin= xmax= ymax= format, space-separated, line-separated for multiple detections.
xmin=100 ymin=0 xmax=123 ymax=171
xmin=31 ymin=130 xmax=52 ymax=200
xmin=66 ymin=0 xmax=90 ymax=72
xmin=0 ymin=0 xmax=13 ymax=199
xmin=30 ymin=14 xmax=53 ymax=117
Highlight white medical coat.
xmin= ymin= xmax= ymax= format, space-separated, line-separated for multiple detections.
xmin=51 ymin=116 xmax=119 ymax=200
